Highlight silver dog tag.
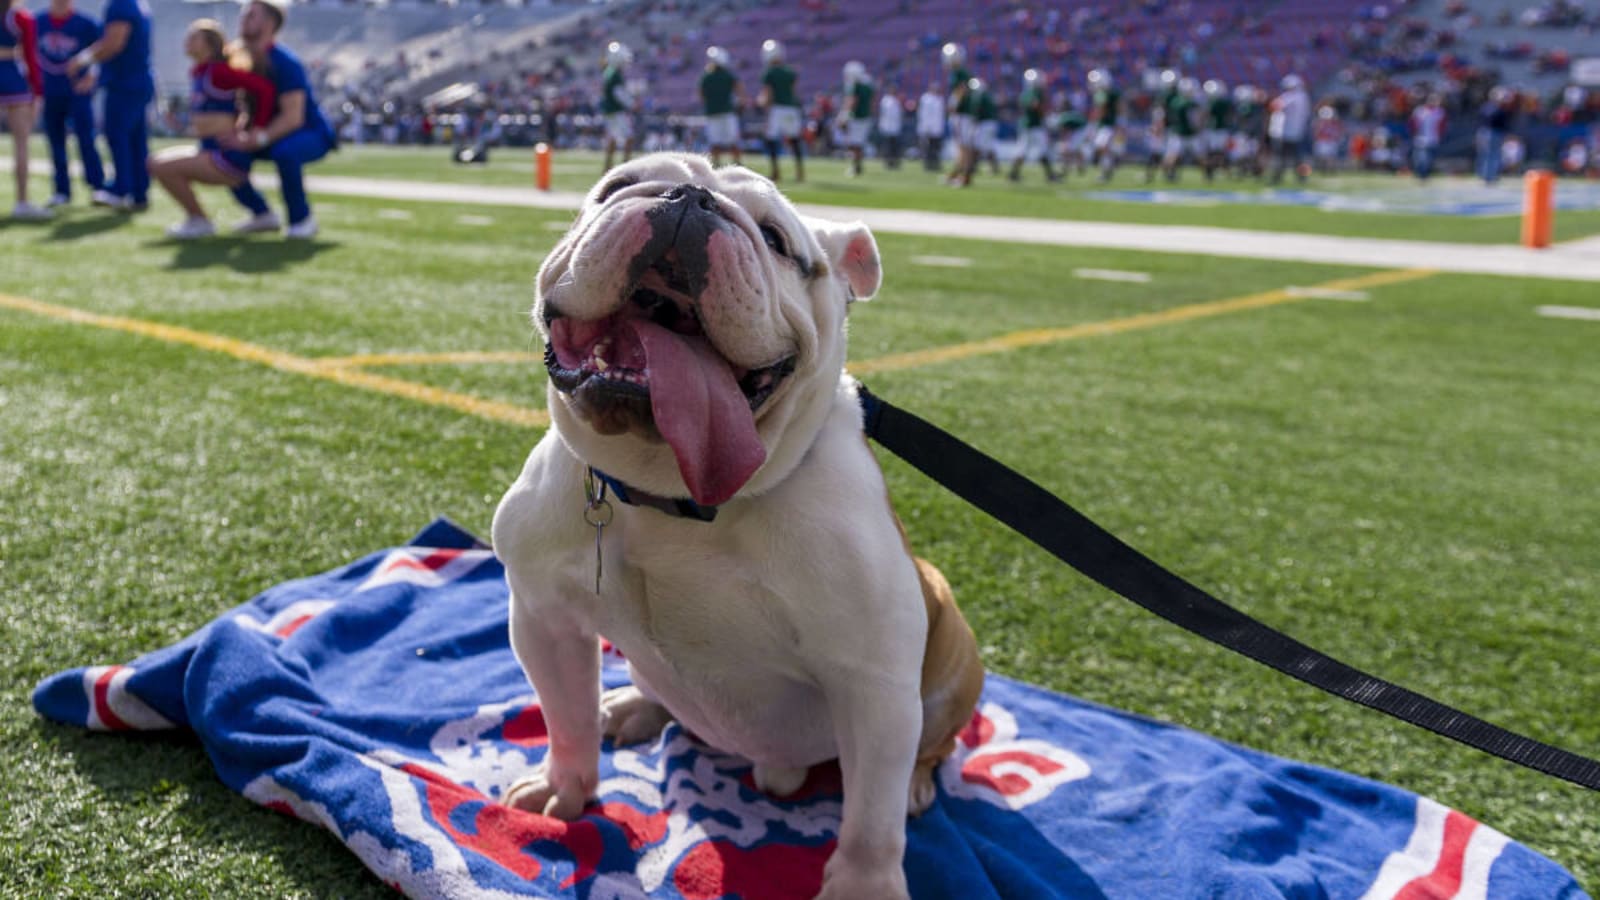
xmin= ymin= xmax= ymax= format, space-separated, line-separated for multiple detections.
xmin=583 ymin=468 xmax=613 ymax=594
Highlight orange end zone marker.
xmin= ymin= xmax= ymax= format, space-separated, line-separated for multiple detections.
xmin=535 ymin=143 xmax=553 ymax=191
xmin=1522 ymin=169 xmax=1554 ymax=249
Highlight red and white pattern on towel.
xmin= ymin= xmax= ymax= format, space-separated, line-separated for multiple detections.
xmin=339 ymin=692 xmax=1087 ymax=899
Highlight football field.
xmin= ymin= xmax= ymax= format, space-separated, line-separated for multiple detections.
xmin=2 ymin=147 xmax=1597 ymax=895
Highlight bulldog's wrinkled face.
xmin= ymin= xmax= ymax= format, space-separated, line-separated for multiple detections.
xmin=535 ymin=154 xmax=880 ymax=506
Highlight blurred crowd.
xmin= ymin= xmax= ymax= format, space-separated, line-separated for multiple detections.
xmin=133 ymin=0 xmax=1600 ymax=180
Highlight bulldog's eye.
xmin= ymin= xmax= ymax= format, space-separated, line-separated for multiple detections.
xmin=759 ymin=224 xmax=790 ymax=258
xmin=596 ymin=176 xmax=637 ymax=204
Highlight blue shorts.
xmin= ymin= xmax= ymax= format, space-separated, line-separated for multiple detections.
xmin=0 ymin=63 xmax=32 ymax=106
xmin=200 ymin=137 xmax=254 ymax=181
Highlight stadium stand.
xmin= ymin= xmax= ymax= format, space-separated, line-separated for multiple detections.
xmin=136 ymin=0 xmax=1595 ymax=173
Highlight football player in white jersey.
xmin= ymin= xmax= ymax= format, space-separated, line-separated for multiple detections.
xmin=599 ymin=41 xmax=635 ymax=171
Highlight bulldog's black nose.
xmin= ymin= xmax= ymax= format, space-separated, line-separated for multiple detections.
xmin=628 ymin=183 xmax=724 ymax=298
xmin=663 ymin=183 xmax=720 ymax=214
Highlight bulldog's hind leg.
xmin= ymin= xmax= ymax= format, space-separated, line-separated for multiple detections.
xmin=908 ymin=753 xmax=943 ymax=816
xmin=909 ymin=556 xmax=986 ymax=817
xmin=601 ymin=683 xmax=675 ymax=745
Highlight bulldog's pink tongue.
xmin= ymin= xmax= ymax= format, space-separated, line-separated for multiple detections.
xmin=624 ymin=317 xmax=766 ymax=506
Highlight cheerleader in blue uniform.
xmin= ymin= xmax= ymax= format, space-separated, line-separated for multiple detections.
xmin=2 ymin=0 xmax=49 ymax=219
xmin=148 ymin=18 xmax=275 ymax=239
xmin=65 ymin=0 xmax=151 ymax=211
xmin=35 ymin=0 xmax=106 ymax=206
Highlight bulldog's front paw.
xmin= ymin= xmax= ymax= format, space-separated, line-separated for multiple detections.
xmin=815 ymin=859 xmax=909 ymax=900
xmin=752 ymin=763 xmax=809 ymax=797
xmin=503 ymin=761 xmax=596 ymax=820
xmin=600 ymin=685 xmax=674 ymax=745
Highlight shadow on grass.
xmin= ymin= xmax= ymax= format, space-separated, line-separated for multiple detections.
xmin=150 ymin=237 xmax=341 ymax=273
xmin=37 ymin=210 xmax=134 ymax=242
xmin=31 ymin=718 xmax=388 ymax=896
xmin=0 ymin=216 xmax=60 ymax=234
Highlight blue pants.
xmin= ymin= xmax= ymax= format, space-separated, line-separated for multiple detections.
xmin=1477 ymin=128 xmax=1505 ymax=184
xmin=1412 ymin=144 xmax=1437 ymax=181
xmin=43 ymin=93 xmax=107 ymax=199
xmin=102 ymin=89 xmax=151 ymax=203
xmin=231 ymin=128 xmax=333 ymax=225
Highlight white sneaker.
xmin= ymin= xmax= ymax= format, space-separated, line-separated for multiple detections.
xmin=232 ymin=210 xmax=282 ymax=234
xmin=165 ymin=216 xmax=217 ymax=240
xmin=91 ymin=189 xmax=129 ymax=209
xmin=12 ymin=201 xmax=54 ymax=221
xmin=45 ymin=193 xmax=70 ymax=208
xmin=285 ymin=215 xmax=319 ymax=240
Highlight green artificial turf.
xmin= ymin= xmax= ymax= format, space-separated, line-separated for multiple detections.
xmin=1 ymin=176 xmax=1596 ymax=896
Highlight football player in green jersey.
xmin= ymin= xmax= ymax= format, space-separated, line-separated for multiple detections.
xmin=1145 ymin=68 xmax=1179 ymax=183
xmin=1087 ymin=68 xmax=1124 ymax=182
xmin=1158 ymin=76 xmax=1201 ymax=183
xmin=1056 ymin=105 xmax=1089 ymax=175
xmin=699 ymin=45 xmax=743 ymax=166
xmin=1009 ymin=68 xmax=1061 ymax=183
xmin=953 ymin=77 xmax=998 ymax=186
xmin=1201 ymin=79 xmax=1232 ymax=182
xmin=942 ymin=42 xmax=974 ymax=185
xmin=1232 ymin=84 xmax=1265 ymax=177
xmin=758 ymin=39 xmax=804 ymax=182
xmin=599 ymin=41 xmax=635 ymax=172
xmin=838 ymin=60 xmax=874 ymax=176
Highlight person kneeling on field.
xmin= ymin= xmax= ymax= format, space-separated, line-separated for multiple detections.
xmin=219 ymin=0 xmax=339 ymax=240
xmin=147 ymin=19 xmax=275 ymax=240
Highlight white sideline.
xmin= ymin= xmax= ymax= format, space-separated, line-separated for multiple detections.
xmin=285 ymin=174 xmax=1600 ymax=284
xmin=11 ymin=160 xmax=1600 ymax=282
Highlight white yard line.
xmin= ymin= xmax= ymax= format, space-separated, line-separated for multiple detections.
xmin=909 ymin=255 xmax=973 ymax=267
xmin=1536 ymin=305 xmax=1600 ymax=321
xmin=455 ymin=214 xmax=496 ymax=226
xmin=376 ymin=208 xmax=414 ymax=220
xmin=1073 ymin=268 xmax=1152 ymax=283
xmin=1285 ymin=286 xmax=1370 ymax=301
xmin=11 ymin=159 xmax=1600 ymax=282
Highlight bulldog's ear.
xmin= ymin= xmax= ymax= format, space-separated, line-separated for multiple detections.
xmin=812 ymin=219 xmax=881 ymax=302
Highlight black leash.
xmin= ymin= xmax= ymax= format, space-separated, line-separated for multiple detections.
xmin=856 ymin=385 xmax=1600 ymax=792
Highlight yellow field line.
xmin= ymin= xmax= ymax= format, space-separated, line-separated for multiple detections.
xmin=0 ymin=293 xmax=550 ymax=429
xmin=318 ymin=350 xmax=544 ymax=368
xmin=1 ymin=267 xmax=1433 ymax=430
xmin=848 ymin=267 xmax=1437 ymax=376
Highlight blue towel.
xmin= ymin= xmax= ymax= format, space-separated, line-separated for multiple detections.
xmin=32 ymin=519 xmax=1588 ymax=899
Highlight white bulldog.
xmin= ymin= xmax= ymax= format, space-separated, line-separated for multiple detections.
xmin=492 ymin=153 xmax=984 ymax=899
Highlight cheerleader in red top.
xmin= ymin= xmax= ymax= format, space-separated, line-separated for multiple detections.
xmin=2 ymin=0 xmax=49 ymax=219
xmin=148 ymin=18 xmax=276 ymax=239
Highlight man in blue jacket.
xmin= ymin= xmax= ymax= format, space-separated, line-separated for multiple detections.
xmin=65 ymin=0 xmax=151 ymax=210
xmin=35 ymin=0 xmax=106 ymax=206
xmin=221 ymin=0 xmax=337 ymax=239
